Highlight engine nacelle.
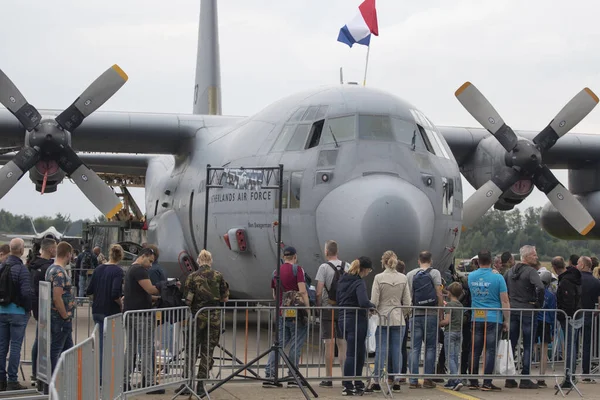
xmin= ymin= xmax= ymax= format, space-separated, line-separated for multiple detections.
xmin=461 ymin=136 xmax=534 ymax=210
xmin=541 ymin=191 xmax=600 ymax=239
xmin=28 ymin=161 xmax=66 ymax=194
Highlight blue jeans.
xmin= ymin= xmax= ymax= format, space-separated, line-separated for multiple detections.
xmin=444 ymin=331 xmax=461 ymax=385
xmin=374 ymin=325 xmax=404 ymax=382
xmin=266 ymin=317 xmax=308 ymax=377
xmin=470 ymin=322 xmax=499 ymax=386
xmin=561 ymin=318 xmax=582 ymax=377
xmin=93 ymin=314 xmax=104 ymax=382
xmin=78 ymin=273 xmax=90 ymax=297
xmin=341 ymin=316 xmax=368 ymax=390
xmin=0 ymin=313 xmax=29 ymax=382
xmin=31 ymin=324 xmax=39 ymax=378
xmin=50 ymin=316 xmax=74 ymax=373
xmin=409 ymin=315 xmax=437 ymax=384
xmin=510 ymin=311 xmax=536 ymax=376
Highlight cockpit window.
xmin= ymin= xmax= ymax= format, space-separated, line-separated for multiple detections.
xmin=358 ymin=115 xmax=394 ymax=141
xmin=271 ymin=124 xmax=295 ymax=152
xmin=286 ymin=124 xmax=311 ymax=151
xmin=391 ymin=117 xmax=426 ymax=150
xmin=321 ymin=116 xmax=356 ymax=145
xmin=410 ymin=109 xmax=451 ymax=159
xmin=303 ymin=106 xmax=319 ymax=121
xmin=315 ymin=105 xmax=329 ymax=119
xmin=289 ymin=107 xmax=307 ymax=122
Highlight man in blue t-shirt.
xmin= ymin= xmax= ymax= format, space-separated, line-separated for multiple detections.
xmin=467 ymin=250 xmax=510 ymax=392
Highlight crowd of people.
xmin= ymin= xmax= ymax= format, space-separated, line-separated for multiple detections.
xmin=267 ymin=241 xmax=600 ymax=396
xmin=0 ymin=239 xmax=230 ymax=397
xmin=0 ymin=236 xmax=598 ymax=397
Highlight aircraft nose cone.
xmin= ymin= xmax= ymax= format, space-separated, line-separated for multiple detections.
xmin=316 ymin=175 xmax=434 ymax=266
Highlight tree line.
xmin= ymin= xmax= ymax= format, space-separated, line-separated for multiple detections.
xmin=0 ymin=210 xmax=103 ymax=237
xmin=455 ymin=207 xmax=599 ymax=261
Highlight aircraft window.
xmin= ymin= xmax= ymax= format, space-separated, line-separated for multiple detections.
xmin=315 ymin=105 xmax=329 ymax=119
xmin=306 ymin=120 xmax=325 ymax=149
xmin=271 ymin=124 xmax=295 ymax=152
xmin=290 ymin=171 xmax=302 ymax=209
xmin=358 ymin=115 xmax=394 ymax=141
xmin=391 ymin=117 xmax=426 ymax=149
xmin=286 ymin=124 xmax=311 ymax=151
xmin=417 ymin=125 xmax=434 ymax=154
xmin=321 ymin=116 xmax=355 ymax=145
xmin=289 ymin=107 xmax=307 ymax=122
xmin=303 ymin=106 xmax=319 ymax=121
xmin=317 ymin=149 xmax=339 ymax=167
xmin=442 ymin=177 xmax=454 ymax=215
xmin=428 ymin=128 xmax=451 ymax=159
xmin=275 ymin=172 xmax=290 ymax=209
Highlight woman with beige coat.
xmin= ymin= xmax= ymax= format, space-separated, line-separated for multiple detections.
xmin=369 ymin=251 xmax=411 ymax=392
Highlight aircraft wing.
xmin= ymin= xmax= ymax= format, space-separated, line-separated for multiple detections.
xmin=439 ymin=125 xmax=600 ymax=170
xmin=0 ymin=108 xmax=243 ymax=155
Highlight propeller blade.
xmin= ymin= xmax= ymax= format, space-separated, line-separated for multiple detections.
xmin=534 ymin=166 xmax=595 ymax=235
xmin=455 ymin=81 xmax=519 ymax=152
xmin=462 ymin=170 xmax=521 ymax=230
xmin=55 ymin=64 xmax=128 ymax=132
xmin=57 ymin=146 xmax=123 ymax=219
xmin=0 ymin=69 xmax=42 ymax=131
xmin=0 ymin=147 xmax=40 ymax=199
xmin=533 ymin=88 xmax=599 ymax=152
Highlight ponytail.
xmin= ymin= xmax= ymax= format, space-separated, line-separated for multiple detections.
xmin=348 ymin=259 xmax=361 ymax=275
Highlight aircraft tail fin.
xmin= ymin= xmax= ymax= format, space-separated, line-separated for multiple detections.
xmin=193 ymin=0 xmax=221 ymax=115
xmin=29 ymin=217 xmax=38 ymax=235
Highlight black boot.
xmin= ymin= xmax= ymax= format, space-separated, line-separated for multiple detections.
xmin=197 ymin=382 xmax=207 ymax=397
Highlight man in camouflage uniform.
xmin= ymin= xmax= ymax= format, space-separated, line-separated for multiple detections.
xmin=180 ymin=250 xmax=229 ymax=396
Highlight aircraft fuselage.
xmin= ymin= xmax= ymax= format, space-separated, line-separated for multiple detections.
xmin=145 ymin=86 xmax=463 ymax=299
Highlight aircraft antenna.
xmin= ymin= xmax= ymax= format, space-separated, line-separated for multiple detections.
xmin=339 ymin=67 xmax=344 ymax=85
xmin=329 ymin=126 xmax=340 ymax=148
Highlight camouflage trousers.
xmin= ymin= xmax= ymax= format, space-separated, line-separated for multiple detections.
xmin=184 ymin=311 xmax=221 ymax=380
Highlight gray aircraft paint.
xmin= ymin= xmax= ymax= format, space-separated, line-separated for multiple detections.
xmin=0 ymin=0 xmax=598 ymax=298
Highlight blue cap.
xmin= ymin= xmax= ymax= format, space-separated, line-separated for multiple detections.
xmin=283 ymin=246 xmax=297 ymax=256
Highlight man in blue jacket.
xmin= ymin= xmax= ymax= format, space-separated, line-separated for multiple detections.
xmin=0 ymin=238 xmax=33 ymax=391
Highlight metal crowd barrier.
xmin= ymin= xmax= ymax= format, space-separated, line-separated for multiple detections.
xmin=122 ymin=306 xmax=192 ymax=397
xmin=102 ymin=314 xmax=124 ymax=400
xmin=44 ymin=302 xmax=600 ymax=399
xmin=568 ymin=309 xmax=600 ymax=397
xmin=185 ymin=305 xmax=381 ymax=398
xmin=49 ymin=323 xmax=100 ymax=400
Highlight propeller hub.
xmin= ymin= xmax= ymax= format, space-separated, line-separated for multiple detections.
xmin=26 ymin=119 xmax=70 ymax=158
xmin=506 ymin=139 xmax=542 ymax=174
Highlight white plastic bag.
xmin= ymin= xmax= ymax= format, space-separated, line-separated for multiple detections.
xmin=495 ymin=339 xmax=516 ymax=375
xmin=367 ymin=314 xmax=378 ymax=353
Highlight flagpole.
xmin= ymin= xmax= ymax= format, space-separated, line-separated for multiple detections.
xmin=363 ymin=44 xmax=371 ymax=86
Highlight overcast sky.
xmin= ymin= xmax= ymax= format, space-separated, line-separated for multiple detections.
xmin=0 ymin=0 xmax=599 ymax=221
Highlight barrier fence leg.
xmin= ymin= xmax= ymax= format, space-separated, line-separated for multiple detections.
xmin=278 ymin=348 xmax=318 ymax=399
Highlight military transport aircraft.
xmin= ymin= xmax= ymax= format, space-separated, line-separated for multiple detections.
xmin=0 ymin=1 xmax=598 ymax=299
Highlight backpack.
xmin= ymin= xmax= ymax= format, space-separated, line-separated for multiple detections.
xmin=273 ymin=264 xmax=310 ymax=322
xmin=412 ymin=267 xmax=438 ymax=307
xmin=0 ymin=261 xmax=18 ymax=307
xmin=81 ymin=251 xmax=93 ymax=270
xmin=157 ymin=280 xmax=186 ymax=323
xmin=325 ymin=261 xmax=345 ymax=305
xmin=272 ymin=264 xmax=316 ymax=306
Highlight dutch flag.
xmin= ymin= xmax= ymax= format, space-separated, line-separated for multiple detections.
xmin=337 ymin=0 xmax=379 ymax=47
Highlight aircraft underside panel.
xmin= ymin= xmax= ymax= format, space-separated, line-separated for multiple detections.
xmin=147 ymin=209 xmax=191 ymax=281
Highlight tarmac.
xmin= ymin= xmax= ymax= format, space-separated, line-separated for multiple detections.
xmin=5 ymin=303 xmax=600 ymax=400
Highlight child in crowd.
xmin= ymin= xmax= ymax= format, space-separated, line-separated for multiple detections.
xmin=440 ymin=282 xmax=464 ymax=391
xmin=536 ymin=270 xmax=557 ymax=388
